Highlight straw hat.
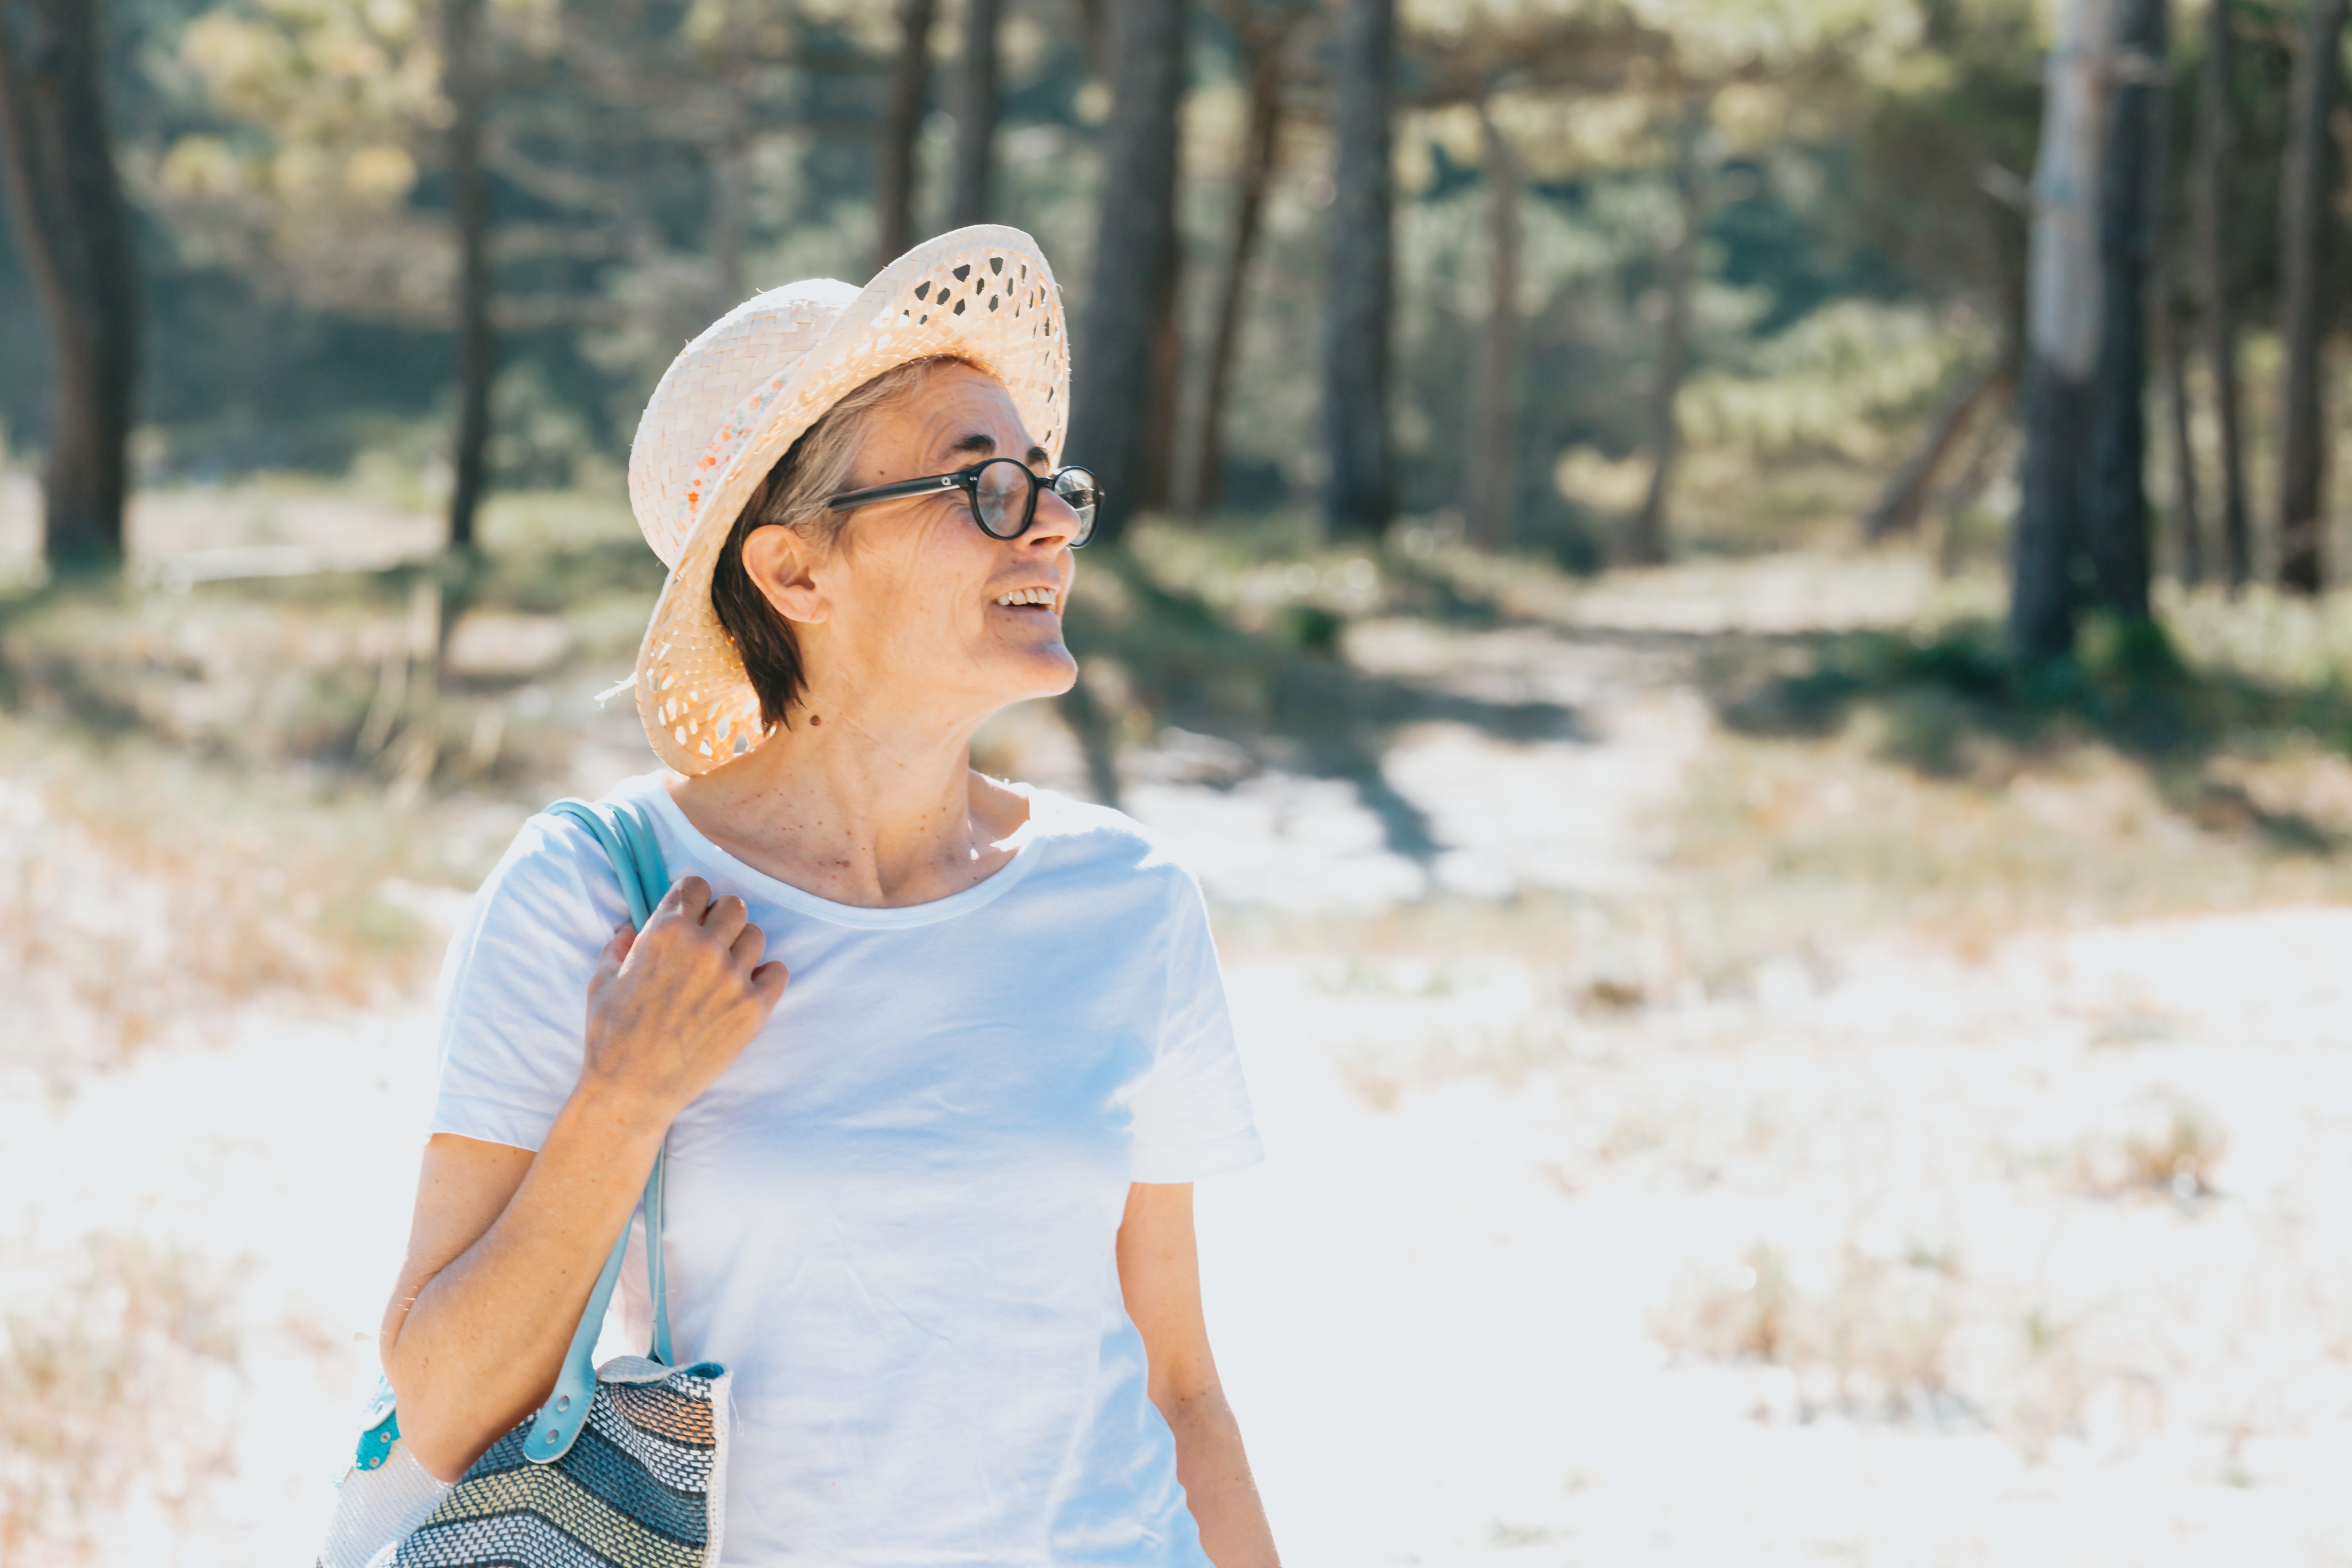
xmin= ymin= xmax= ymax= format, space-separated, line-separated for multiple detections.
xmin=623 ymin=224 xmax=1069 ymax=775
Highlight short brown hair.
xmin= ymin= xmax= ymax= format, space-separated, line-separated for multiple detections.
xmin=710 ymin=355 xmax=966 ymax=730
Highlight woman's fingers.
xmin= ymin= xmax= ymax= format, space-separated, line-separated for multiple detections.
xmin=581 ymin=876 xmax=787 ymax=1118
xmin=652 ymin=876 xmax=709 ymax=930
xmin=701 ymin=893 xmax=751 ymax=946
xmin=650 ymin=878 xmax=756 ymax=951
xmin=586 ymin=924 xmax=635 ymax=1005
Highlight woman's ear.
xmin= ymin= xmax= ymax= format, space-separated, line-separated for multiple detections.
xmin=741 ymin=523 xmax=831 ymax=625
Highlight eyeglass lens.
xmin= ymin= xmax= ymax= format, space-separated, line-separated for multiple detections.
xmin=972 ymin=460 xmax=1033 ymax=539
xmin=970 ymin=459 xmax=1101 ymax=545
xmin=1051 ymin=469 xmax=1101 ymax=544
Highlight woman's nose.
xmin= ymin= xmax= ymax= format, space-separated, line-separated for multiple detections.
xmin=1024 ymin=488 xmax=1080 ymax=549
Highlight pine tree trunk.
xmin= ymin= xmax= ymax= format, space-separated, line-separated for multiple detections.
xmin=2082 ymin=0 xmax=2162 ymax=624
xmin=1464 ymin=98 xmax=1521 ymax=553
xmin=2149 ymin=30 xmax=2203 ymax=587
xmin=1065 ymin=0 xmax=1189 ymax=542
xmin=2274 ymin=0 xmax=2345 ymax=594
xmin=1174 ymin=28 xmax=1282 ymax=518
xmin=1628 ymin=91 xmax=1706 ymax=567
xmin=2011 ymin=366 xmax=2095 ymax=652
xmin=2010 ymin=0 xmax=2118 ymax=659
xmin=1072 ymin=0 xmax=1108 ymax=72
xmin=876 ymin=0 xmax=937 ymax=266
xmin=1932 ymin=386 xmax=2017 ymax=576
xmin=706 ymin=8 xmax=753 ymax=313
xmin=445 ymin=0 xmax=492 ymax=555
xmin=2198 ymin=0 xmax=2252 ymax=587
xmin=1861 ymin=357 xmax=2013 ymax=541
xmin=949 ymin=0 xmax=1000 ymax=229
xmin=1138 ymin=236 xmax=1185 ymax=512
xmin=1318 ymin=0 xmax=1395 ymax=537
xmin=2158 ymin=282 xmax=2204 ymax=583
xmin=710 ymin=118 xmax=749 ymax=312
xmin=0 ymin=0 xmax=139 ymax=573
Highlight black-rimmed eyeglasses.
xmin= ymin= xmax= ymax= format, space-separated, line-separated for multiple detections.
xmin=826 ymin=458 xmax=1101 ymax=547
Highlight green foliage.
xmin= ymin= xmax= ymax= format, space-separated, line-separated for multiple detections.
xmin=0 ymin=0 xmax=2066 ymax=563
xmin=1681 ymin=298 xmax=1991 ymax=462
xmin=1713 ymin=614 xmax=2352 ymax=825
xmin=1851 ymin=0 xmax=2041 ymax=316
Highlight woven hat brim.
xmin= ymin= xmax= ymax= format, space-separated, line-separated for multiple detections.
xmin=629 ymin=226 xmax=1069 ymax=775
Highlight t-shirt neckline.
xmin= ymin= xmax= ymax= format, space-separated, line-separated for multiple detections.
xmin=637 ymin=775 xmax=1050 ymax=930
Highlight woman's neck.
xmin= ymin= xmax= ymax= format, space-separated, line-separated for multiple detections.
xmin=665 ymin=690 xmax=1027 ymax=909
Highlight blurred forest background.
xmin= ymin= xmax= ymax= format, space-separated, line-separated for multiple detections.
xmin=0 ymin=0 xmax=2228 ymax=580
xmin=13 ymin=0 xmax=2352 ymax=1564
xmin=6 ymin=0 xmax=2352 ymax=605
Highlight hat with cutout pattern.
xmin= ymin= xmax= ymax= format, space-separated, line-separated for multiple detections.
xmin=624 ymin=224 xmax=1069 ymax=775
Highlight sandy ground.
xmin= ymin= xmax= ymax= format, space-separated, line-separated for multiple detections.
xmin=1204 ymin=912 xmax=2352 ymax=1566
xmin=8 ymin=602 xmax=2352 ymax=1565
xmin=0 ymin=475 xmax=443 ymax=589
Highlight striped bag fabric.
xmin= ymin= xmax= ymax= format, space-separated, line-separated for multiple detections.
xmin=318 ymin=798 xmax=731 ymax=1568
xmin=382 ymin=1356 xmax=728 ymax=1567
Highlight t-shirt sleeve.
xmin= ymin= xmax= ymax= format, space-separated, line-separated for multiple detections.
xmin=1127 ymin=871 xmax=1263 ymax=1183
xmin=427 ymin=812 xmax=629 ymax=1152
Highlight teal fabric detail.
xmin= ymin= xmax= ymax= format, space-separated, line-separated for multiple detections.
xmin=545 ymin=796 xmax=671 ymax=930
xmin=520 ymin=1209 xmax=633 ymax=1465
xmin=355 ymin=1377 xmax=401 ymax=1470
xmin=522 ymin=797 xmax=678 ymax=1464
xmin=323 ymin=792 xmax=725 ymax=1568
xmin=360 ymin=1372 xmax=398 ymax=1428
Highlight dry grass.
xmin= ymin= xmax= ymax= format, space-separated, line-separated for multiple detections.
xmin=1213 ymin=702 xmax=2352 ymax=1055
xmin=1654 ymin=1242 xmax=1961 ymax=1422
xmin=10 ymin=493 xmax=2352 ymax=1559
xmin=1650 ymin=1232 xmax=2180 ymax=1464
xmin=2076 ymin=1091 xmax=2231 ymax=1201
xmin=1666 ymin=723 xmax=2352 ymax=966
xmin=0 ymin=1236 xmax=243 ymax=1565
xmin=1198 ymin=539 xmax=2352 ymax=1009
xmin=0 ymin=714 xmax=489 ymax=1074
xmin=2158 ymin=576 xmax=2352 ymax=689
xmin=0 ymin=510 xmax=668 ymax=1077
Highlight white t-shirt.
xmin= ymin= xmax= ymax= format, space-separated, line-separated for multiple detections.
xmin=426 ymin=772 xmax=1262 ymax=1567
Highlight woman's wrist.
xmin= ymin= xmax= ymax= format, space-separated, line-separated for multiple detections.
xmin=560 ymin=1066 xmax=683 ymax=1145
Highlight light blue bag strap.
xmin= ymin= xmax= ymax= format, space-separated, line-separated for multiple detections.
xmin=522 ymin=796 xmax=678 ymax=1464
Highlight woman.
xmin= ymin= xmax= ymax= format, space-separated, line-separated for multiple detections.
xmin=381 ymin=227 xmax=1279 ymax=1567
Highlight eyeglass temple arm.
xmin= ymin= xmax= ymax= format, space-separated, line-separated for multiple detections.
xmin=825 ymin=472 xmax=966 ymax=513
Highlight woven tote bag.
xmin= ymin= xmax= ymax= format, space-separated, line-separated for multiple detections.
xmin=318 ymin=797 xmax=732 ymax=1568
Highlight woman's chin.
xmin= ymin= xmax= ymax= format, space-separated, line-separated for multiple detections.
xmin=946 ymin=622 xmax=1078 ymax=707
xmin=996 ymin=640 xmax=1078 ymax=700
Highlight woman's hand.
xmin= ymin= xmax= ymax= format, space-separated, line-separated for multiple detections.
xmin=383 ymin=878 xmax=785 ymax=1481
xmin=581 ymin=875 xmax=789 ymax=1124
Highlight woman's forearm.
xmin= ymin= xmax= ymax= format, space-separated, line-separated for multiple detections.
xmin=382 ymin=1083 xmax=669 ymax=1481
xmin=1163 ymin=1382 xmax=1279 ymax=1568
xmin=385 ymin=885 xmax=786 ymax=1481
